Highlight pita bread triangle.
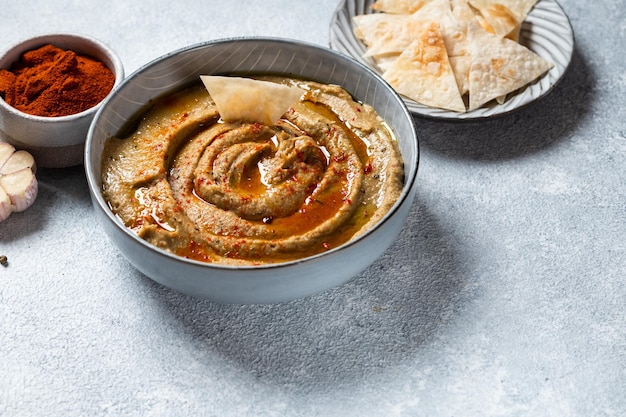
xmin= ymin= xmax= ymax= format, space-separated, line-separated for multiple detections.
xmin=449 ymin=55 xmax=470 ymax=95
xmin=353 ymin=13 xmax=413 ymax=57
xmin=491 ymin=0 xmax=539 ymax=20
xmin=468 ymin=0 xmax=520 ymax=38
xmin=382 ymin=21 xmax=466 ymax=112
xmin=358 ymin=0 xmax=466 ymax=60
xmin=467 ymin=21 xmax=554 ymax=110
xmin=366 ymin=19 xmax=435 ymax=58
xmin=416 ymin=0 xmax=467 ymax=57
xmin=447 ymin=0 xmax=476 ymax=95
xmin=371 ymin=0 xmax=436 ymax=14
xmin=450 ymin=0 xmax=476 ymax=23
xmin=374 ymin=54 xmax=402 ymax=72
xmin=200 ymin=76 xmax=304 ymax=125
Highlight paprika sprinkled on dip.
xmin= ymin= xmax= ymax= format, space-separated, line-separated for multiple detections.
xmin=101 ymin=75 xmax=404 ymax=266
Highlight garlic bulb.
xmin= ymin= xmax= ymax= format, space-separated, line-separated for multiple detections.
xmin=0 ymin=142 xmax=38 ymax=221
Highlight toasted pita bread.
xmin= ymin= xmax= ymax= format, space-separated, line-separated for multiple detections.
xmin=468 ymin=0 xmax=520 ymax=38
xmin=354 ymin=0 xmax=551 ymax=112
xmin=450 ymin=0 xmax=476 ymax=23
xmin=495 ymin=0 xmax=539 ymax=20
xmin=428 ymin=0 xmax=467 ymax=57
xmin=470 ymin=0 xmax=539 ymax=39
xmin=355 ymin=14 xmax=426 ymax=58
xmin=431 ymin=0 xmax=471 ymax=95
xmin=449 ymin=55 xmax=470 ymax=95
xmin=467 ymin=22 xmax=553 ymax=110
xmin=373 ymin=53 xmax=401 ymax=72
xmin=200 ymin=76 xmax=304 ymax=125
xmin=371 ymin=0 xmax=435 ymax=14
xmin=356 ymin=0 xmax=453 ymax=58
xmin=382 ymin=22 xmax=465 ymax=112
xmin=353 ymin=13 xmax=409 ymax=49
xmin=506 ymin=24 xmax=522 ymax=42
xmin=363 ymin=0 xmax=469 ymax=60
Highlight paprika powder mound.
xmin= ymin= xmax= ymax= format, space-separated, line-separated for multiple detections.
xmin=0 ymin=44 xmax=115 ymax=117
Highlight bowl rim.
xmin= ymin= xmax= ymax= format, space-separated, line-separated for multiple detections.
xmin=86 ymin=35 xmax=420 ymax=271
xmin=0 ymin=32 xmax=124 ymax=122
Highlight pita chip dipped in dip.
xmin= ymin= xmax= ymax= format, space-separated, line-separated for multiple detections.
xmin=101 ymin=75 xmax=404 ymax=265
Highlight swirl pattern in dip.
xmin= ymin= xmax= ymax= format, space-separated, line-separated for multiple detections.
xmin=101 ymin=76 xmax=404 ymax=265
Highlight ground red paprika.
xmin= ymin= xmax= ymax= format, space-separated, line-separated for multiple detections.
xmin=0 ymin=44 xmax=115 ymax=117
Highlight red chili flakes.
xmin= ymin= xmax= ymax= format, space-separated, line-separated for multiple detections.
xmin=182 ymin=240 xmax=213 ymax=263
xmin=363 ymin=163 xmax=373 ymax=174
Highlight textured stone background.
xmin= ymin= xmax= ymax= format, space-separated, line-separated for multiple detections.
xmin=1 ymin=1 xmax=624 ymax=416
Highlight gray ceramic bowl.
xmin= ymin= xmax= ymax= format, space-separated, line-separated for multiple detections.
xmin=0 ymin=33 xmax=124 ymax=168
xmin=85 ymin=37 xmax=419 ymax=304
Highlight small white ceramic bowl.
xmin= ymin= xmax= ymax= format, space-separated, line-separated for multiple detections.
xmin=0 ymin=33 xmax=124 ymax=168
xmin=86 ymin=37 xmax=419 ymax=304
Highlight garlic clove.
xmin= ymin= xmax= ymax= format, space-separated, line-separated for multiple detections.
xmin=0 ymin=149 xmax=37 ymax=175
xmin=0 ymin=144 xmax=38 ymax=221
xmin=0 ymin=167 xmax=38 ymax=213
xmin=0 ymin=142 xmax=16 ymax=170
xmin=0 ymin=186 xmax=12 ymax=221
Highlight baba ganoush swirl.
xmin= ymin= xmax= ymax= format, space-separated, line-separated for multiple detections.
xmin=101 ymin=77 xmax=404 ymax=265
